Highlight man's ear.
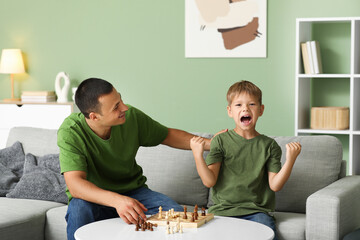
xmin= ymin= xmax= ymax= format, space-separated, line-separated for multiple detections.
xmin=88 ymin=112 xmax=98 ymax=121
xmin=259 ymin=104 xmax=265 ymax=116
xmin=227 ymin=106 xmax=232 ymax=118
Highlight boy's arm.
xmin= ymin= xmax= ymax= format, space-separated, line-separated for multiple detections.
xmin=268 ymin=142 xmax=302 ymax=192
xmin=190 ymin=136 xmax=221 ymax=188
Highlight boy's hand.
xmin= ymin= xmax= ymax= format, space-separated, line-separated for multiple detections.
xmin=190 ymin=136 xmax=205 ymax=158
xmin=286 ymin=142 xmax=302 ymax=164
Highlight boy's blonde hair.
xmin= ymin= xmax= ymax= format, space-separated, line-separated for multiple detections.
xmin=226 ymin=80 xmax=262 ymax=105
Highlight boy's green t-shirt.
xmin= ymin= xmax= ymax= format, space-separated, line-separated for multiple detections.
xmin=57 ymin=105 xmax=168 ymax=202
xmin=205 ymin=130 xmax=282 ymax=217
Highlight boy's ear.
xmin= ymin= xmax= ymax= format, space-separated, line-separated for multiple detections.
xmin=259 ymin=104 xmax=265 ymax=116
xmin=227 ymin=105 xmax=232 ymax=117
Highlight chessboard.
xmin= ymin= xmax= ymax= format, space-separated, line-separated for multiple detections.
xmin=147 ymin=211 xmax=214 ymax=228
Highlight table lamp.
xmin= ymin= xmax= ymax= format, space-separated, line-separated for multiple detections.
xmin=0 ymin=49 xmax=25 ymax=102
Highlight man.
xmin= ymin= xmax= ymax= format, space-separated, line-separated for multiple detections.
xmin=57 ymin=78 xmax=213 ymax=240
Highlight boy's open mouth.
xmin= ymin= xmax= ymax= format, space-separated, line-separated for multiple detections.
xmin=241 ymin=115 xmax=252 ymax=125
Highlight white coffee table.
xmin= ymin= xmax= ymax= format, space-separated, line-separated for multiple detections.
xmin=75 ymin=216 xmax=274 ymax=240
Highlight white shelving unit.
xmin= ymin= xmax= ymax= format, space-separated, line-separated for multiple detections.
xmin=295 ymin=17 xmax=360 ymax=175
xmin=0 ymin=102 xmax=76 ymax=148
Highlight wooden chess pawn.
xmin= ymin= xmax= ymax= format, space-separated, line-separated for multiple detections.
xmin=190 ymin=212 xmax=195 ymax=222
xmin=201 ymin=207 xmax=206 ymax=216
xmin=183 ymin=206 xmax=187 ymax=219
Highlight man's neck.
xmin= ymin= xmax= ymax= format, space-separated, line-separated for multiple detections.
xmin=85 ymin=118 xmax=112 ymax=140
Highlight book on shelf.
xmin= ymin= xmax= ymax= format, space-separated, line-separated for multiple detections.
xmin=300 ymin=43 xmax=311 ymax=74
xmin=21 ymin=95 xmax=56 ymax=103
xmin=306 ymin=41 xmax=315 ymax=74
xmin=300 ymin=40 xmax=323 ymax=74
xmin=21 ymin=91 xmax=56 ymax=96
xmin=310 ymin=40 xmax=323 ymax=74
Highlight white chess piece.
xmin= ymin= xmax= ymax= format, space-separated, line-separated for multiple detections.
xmin=158 ymin=206 xmax=163 ymax=219
xmin=55 ymin=72 xmax=70 ymax=103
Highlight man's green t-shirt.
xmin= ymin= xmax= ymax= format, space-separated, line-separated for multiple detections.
xmin=57 ymin=105 xmax=168 ymax=202
xmin=205 ymin=130 xmax=282 ymax=217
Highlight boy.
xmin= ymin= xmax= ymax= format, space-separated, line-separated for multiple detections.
xmin=190 ymin=80 xmax=301 ymax=239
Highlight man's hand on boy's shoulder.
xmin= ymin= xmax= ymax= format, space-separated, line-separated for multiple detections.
xmin=285 ymin=142 xmax=302 ymax=164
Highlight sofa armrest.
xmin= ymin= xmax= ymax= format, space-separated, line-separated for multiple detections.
xmin=306 ymin=176 xmax=360 ymax=240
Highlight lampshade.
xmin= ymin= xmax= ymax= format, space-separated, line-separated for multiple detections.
xmin=0 ymin=49 xmax=25 ymax=74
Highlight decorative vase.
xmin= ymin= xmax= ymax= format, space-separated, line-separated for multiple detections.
xmin=72 ymin=87 xmax=77 ymax=102
xmin=55 ymin=72 xmax=70 ymax=103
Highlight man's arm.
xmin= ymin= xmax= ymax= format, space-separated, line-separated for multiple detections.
xmin=268 ymin=142 xmax=302 ymax=192
xmin=162 ymin=128 xmax=211 ymax=150
xmin=162 ymin=128 xmax=227 ymax=151
xmin=64 ymin=171 xmax=148 ymax=224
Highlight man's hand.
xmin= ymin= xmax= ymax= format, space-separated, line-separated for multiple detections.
xmin=204 ymin=129 xmax=228 ymax=150
xmin=114 ymin=195 xmax=148 ymax=224
xmin=285 ymin=142 xmax=302 ymax=164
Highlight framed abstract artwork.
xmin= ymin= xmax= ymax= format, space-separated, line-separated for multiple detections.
xmin=185 ymin=0 xmax=267 ymax=58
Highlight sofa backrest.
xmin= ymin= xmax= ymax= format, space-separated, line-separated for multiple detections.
xmin=6 ymin=128 xmax=344 ymax=214
xmin=273 ymin=135 xmax=343 ymax=213
xmin=135 ymin=133 xmax=213 ymax=208
xmin=6 ymin=127 xmax=59 ymax=155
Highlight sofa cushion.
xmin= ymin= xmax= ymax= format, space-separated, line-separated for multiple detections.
xmin=6 ymin=127 xmax=59 ymax=156
xmin=136 ymin=133 xmax=213 ymax=207
xmin=6 ymin=154 xmax=67 ymax=204
xmin=0 ymin=197 xmax=64 ymax=240
xmin=45 ymin=206 xmax=67 ymax=240
xmin=0 ymin=141 xmax=25 ymax=196
xmin=274 ymin=136 xmax=342 ymax=213
xmin=273 ymin=212 xmax=306 ymax=240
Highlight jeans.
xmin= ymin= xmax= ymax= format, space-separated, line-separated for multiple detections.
xmin=65 ymin=187 xmax=183 ymax=240
xmin=231 ymin=212 xmax=278 ymax=240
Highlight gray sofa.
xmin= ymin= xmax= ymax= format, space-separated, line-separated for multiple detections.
xmin=1 ymin=127 xmax=360 ymax=240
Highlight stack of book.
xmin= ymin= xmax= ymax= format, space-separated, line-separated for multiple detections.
xmin=300 ymin=40 xmax=323 ymax=74
xmin=21 ymin=91 xmax=57 ymax=103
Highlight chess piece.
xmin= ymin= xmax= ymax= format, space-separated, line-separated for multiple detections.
xmin=177 ymin=217 xmax=180 ymax=231
xmin=179 ymin=225 xmax=183 ymax=234
xmin=158 ymin=206 xmax=163 ymax=219
xmin=183 ymin=206 xmax=187 ymax=219
xmin=191 ymin=213 xmax=195 ymax=222
xmin=166 ymin=225 xmax=170 ymax=234
xmin=201 ymin=207 xmax=206 ymax=216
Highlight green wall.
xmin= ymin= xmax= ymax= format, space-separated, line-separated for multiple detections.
xmin=1 ymin=0 xmax=360 ymax=136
